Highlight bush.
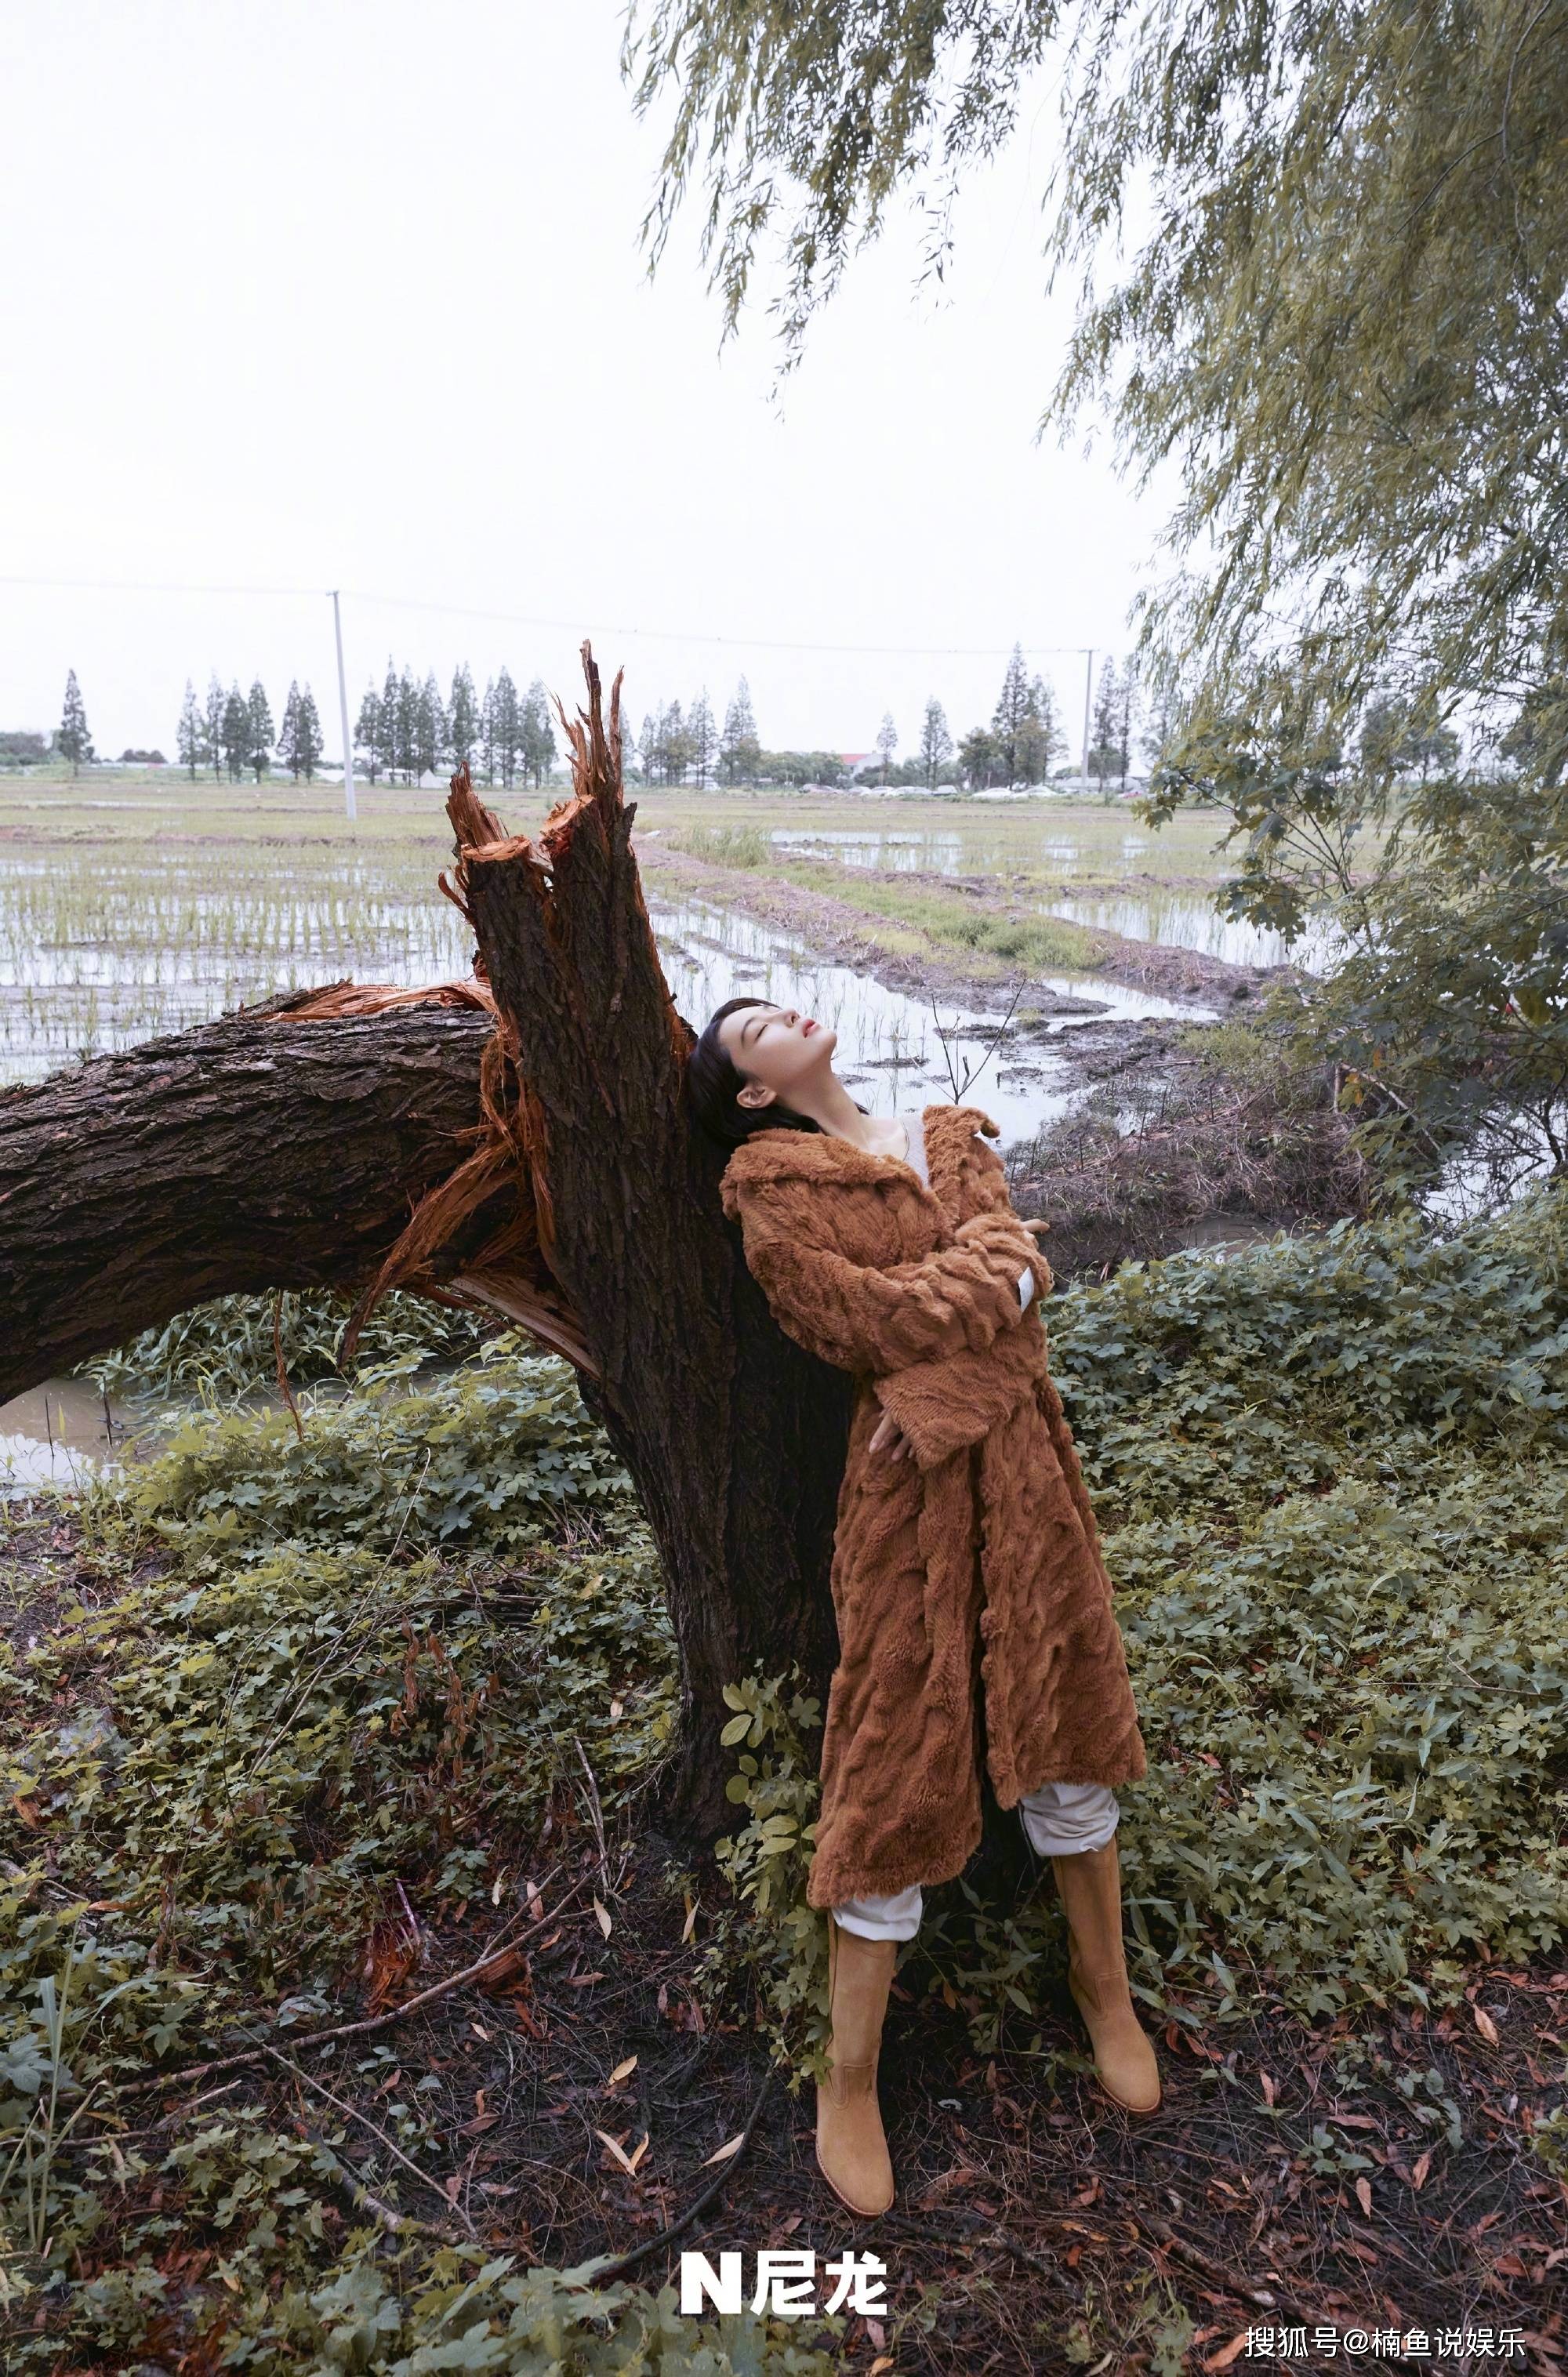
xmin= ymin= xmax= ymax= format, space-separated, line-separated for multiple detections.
xmin=80 ymin=1283 xmax=496 ymax=1402
xmin=130 ymin=1342 xmax=634 ymax=1558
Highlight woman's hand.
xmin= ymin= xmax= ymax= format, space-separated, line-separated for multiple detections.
xmin=868 ymin=1408 xmax=915 ymax=1461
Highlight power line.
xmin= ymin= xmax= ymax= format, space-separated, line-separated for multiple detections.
xmin=0 ymin=572 xmax=1098 ymax=662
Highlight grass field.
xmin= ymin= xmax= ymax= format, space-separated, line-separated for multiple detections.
xmin=0 ymin=766 xmax=1242 ymax=1084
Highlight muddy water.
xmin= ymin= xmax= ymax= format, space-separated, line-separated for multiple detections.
xmin=649 ymin=891 xmax=1207 ymax=1145
xmin=768 ymin=825 xmax=1149 ymax=878
xmin=1 ymin=1377 xmax=130 ymax=1496
xmin=1042 ymin=892 xmax=1342 ymax=974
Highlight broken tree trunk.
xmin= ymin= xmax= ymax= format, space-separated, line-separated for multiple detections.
xmin=414 ymin=647 xmax=848 ymax=1838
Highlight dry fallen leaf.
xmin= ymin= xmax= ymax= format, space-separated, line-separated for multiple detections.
xmin=595 ymin=2127 xmax=651 ymax=2177
xmin=1259 ymin=2070 xmax=1277 ymax=2107
xmin=1473 ymin=2004 xmax=1500 ymax=2046
xmin=1411 ymin=2150 xmax=1431 ymax=2190
xmin=681 ymin=1894 xmax=698 ymax=1945
xmin=609 ymin=1698 xmax=623 ymax=1719
xmin=608 ymin=2056 xmax=638 ymax=2087
xmin=868 ymin=2360 xmax=894 ymax=2375
xmin=702 ymin=2132 xmax=746 ymax=2168
xmin=491 ymin=1874 xmax=505 ymax=1906
xmin=1203 ymin=2335 xmax=1253 ymax=2373
xmin=593 ymin=1896 xmax=612 ymax=1939
xmin=1355 ymin=2176 xmax=1373 ymax=2218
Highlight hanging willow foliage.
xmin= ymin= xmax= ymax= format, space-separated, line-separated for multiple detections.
xmin=624 ymin=0 xmax=1568 ymax=735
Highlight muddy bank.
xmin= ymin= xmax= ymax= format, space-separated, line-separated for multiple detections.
xmin=637 ymin=841 xmax=1366 ymax=1272
xmin=639 ymin=842 xmax=1267 ymax=1036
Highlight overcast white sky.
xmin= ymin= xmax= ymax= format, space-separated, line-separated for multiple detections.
xmin=2 ymin=2 xmax=1170 ymax=764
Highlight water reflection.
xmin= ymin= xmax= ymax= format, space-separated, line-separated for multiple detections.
xmin=769 ymin=829 xmax=970 ymax=873
xmin=1044 ymin=894 xmax=1342 ymax=974
xmin=652 ymin=893 xmax=1078 ymax=1138
xmin=0 ymin=1377 xmax=128 ymax=1497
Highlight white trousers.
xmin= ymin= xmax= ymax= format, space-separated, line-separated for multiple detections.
xmin=832 ymin=1782 xmax=1119 ymax=1942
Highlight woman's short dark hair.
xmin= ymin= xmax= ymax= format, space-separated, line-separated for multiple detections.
xmin=687 ymin=996 xmax=864 ymax=1149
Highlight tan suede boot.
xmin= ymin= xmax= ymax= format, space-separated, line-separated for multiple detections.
xmin=815 ymin=1917 xmax=897 ymax=2216
xmin=1050 ymin=1839 xmax=1162 ymax=2114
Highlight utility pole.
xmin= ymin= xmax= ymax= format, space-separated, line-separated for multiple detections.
xmin=1080 ymin=648 xmax=1094 ymax=790
xmin=330 ymin=589 xmax=357 ymax=823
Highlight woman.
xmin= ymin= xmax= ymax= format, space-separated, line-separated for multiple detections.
xmin=688 ymin=996 xmax=1160 ymax=2220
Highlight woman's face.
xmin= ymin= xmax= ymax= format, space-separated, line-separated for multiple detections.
xmin=717 ymin=1003 xmax=839 ymax=1116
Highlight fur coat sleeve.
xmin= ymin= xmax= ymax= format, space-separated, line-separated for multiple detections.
xmin=719 ymin=1130 xmax=1050 ymax=1468
xmin=719 ymin=1173 xmax=1045 ymax=1377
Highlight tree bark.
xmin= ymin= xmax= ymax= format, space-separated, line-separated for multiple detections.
xmin=0 ymin=989 xmax=497 ymax=1402
xmin=440 ymin=648 xmax=848 ymax=1838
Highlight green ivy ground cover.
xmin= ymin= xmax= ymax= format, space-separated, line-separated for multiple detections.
xmin=2 ymin=1200 xmax=1565 ymax=2366
xmin=711 ymin=1191 xmax=1568 ymax=2056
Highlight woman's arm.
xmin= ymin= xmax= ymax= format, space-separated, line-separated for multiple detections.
xmin=725 ymin=1174 xmax=1044 ymax=1376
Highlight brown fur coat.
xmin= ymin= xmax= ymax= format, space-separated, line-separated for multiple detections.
xmin=719 ymin=1102 xmax=1147 ymax=1909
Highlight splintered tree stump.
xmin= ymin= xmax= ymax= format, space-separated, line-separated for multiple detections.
xmin=440 ymin=646 xmax=848 ymax=1837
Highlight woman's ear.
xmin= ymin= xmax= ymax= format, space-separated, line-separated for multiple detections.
xmin=736 ymin=1081 xmax=776 ymax=1111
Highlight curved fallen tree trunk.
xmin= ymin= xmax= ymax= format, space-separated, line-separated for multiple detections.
xmin=0 ymin=989 xmax=499 ymax=1402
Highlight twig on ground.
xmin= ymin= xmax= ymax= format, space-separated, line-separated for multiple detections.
xmin=97 ymin=1865 xmax=584 ymax=2102
xmin=880 ymin=2206 xmax=1068 ymax=2287
xmin=273 ymin=1290 xmax=304 ymax=1443
xmin=269 ymin=2048 xmax=477 ymax=2239
xmin=1137 ymin=2212 xmax=1279 ymax=2310
xmin=395 ymin=1877 xmax=424 ymax=1966
xmin=80 ymin=2076 xmax=250 ymax=2150
xmin=304 ymin=2127 xmax=460 ymax=2242
xmin=561 ymin=2064 xmax=779 ymax=2288
xmin=572 ymin=1733 xmax=610 ymax=1893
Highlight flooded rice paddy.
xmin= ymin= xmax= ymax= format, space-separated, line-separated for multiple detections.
xmin=1042 ymin=892 xmax=1341 ymax=974
xmin=3 ymin=775 xmax=1248 ymax=1484
xmin=2 ymin=796 xmax=1227 ymax=1101
xmin=648 ymin=891 xmax=1210 ymax=1146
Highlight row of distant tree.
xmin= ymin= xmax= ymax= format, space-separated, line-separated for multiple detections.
xmin=355 ymin=664 xmax=557 ymax=789
xmin=632 ymin=650 xmax=1156 ymax=793
xmin=25 ymin=650 xmax=1153 ymax=793
xmin=172 ymin=677 xmax=325 ymax=782
xmin=9 ymin=660 xmax=1468 ymax=804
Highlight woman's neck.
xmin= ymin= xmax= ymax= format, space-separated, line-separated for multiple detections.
xmin=776 ymin=1074 xmax=905 ymax=1155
